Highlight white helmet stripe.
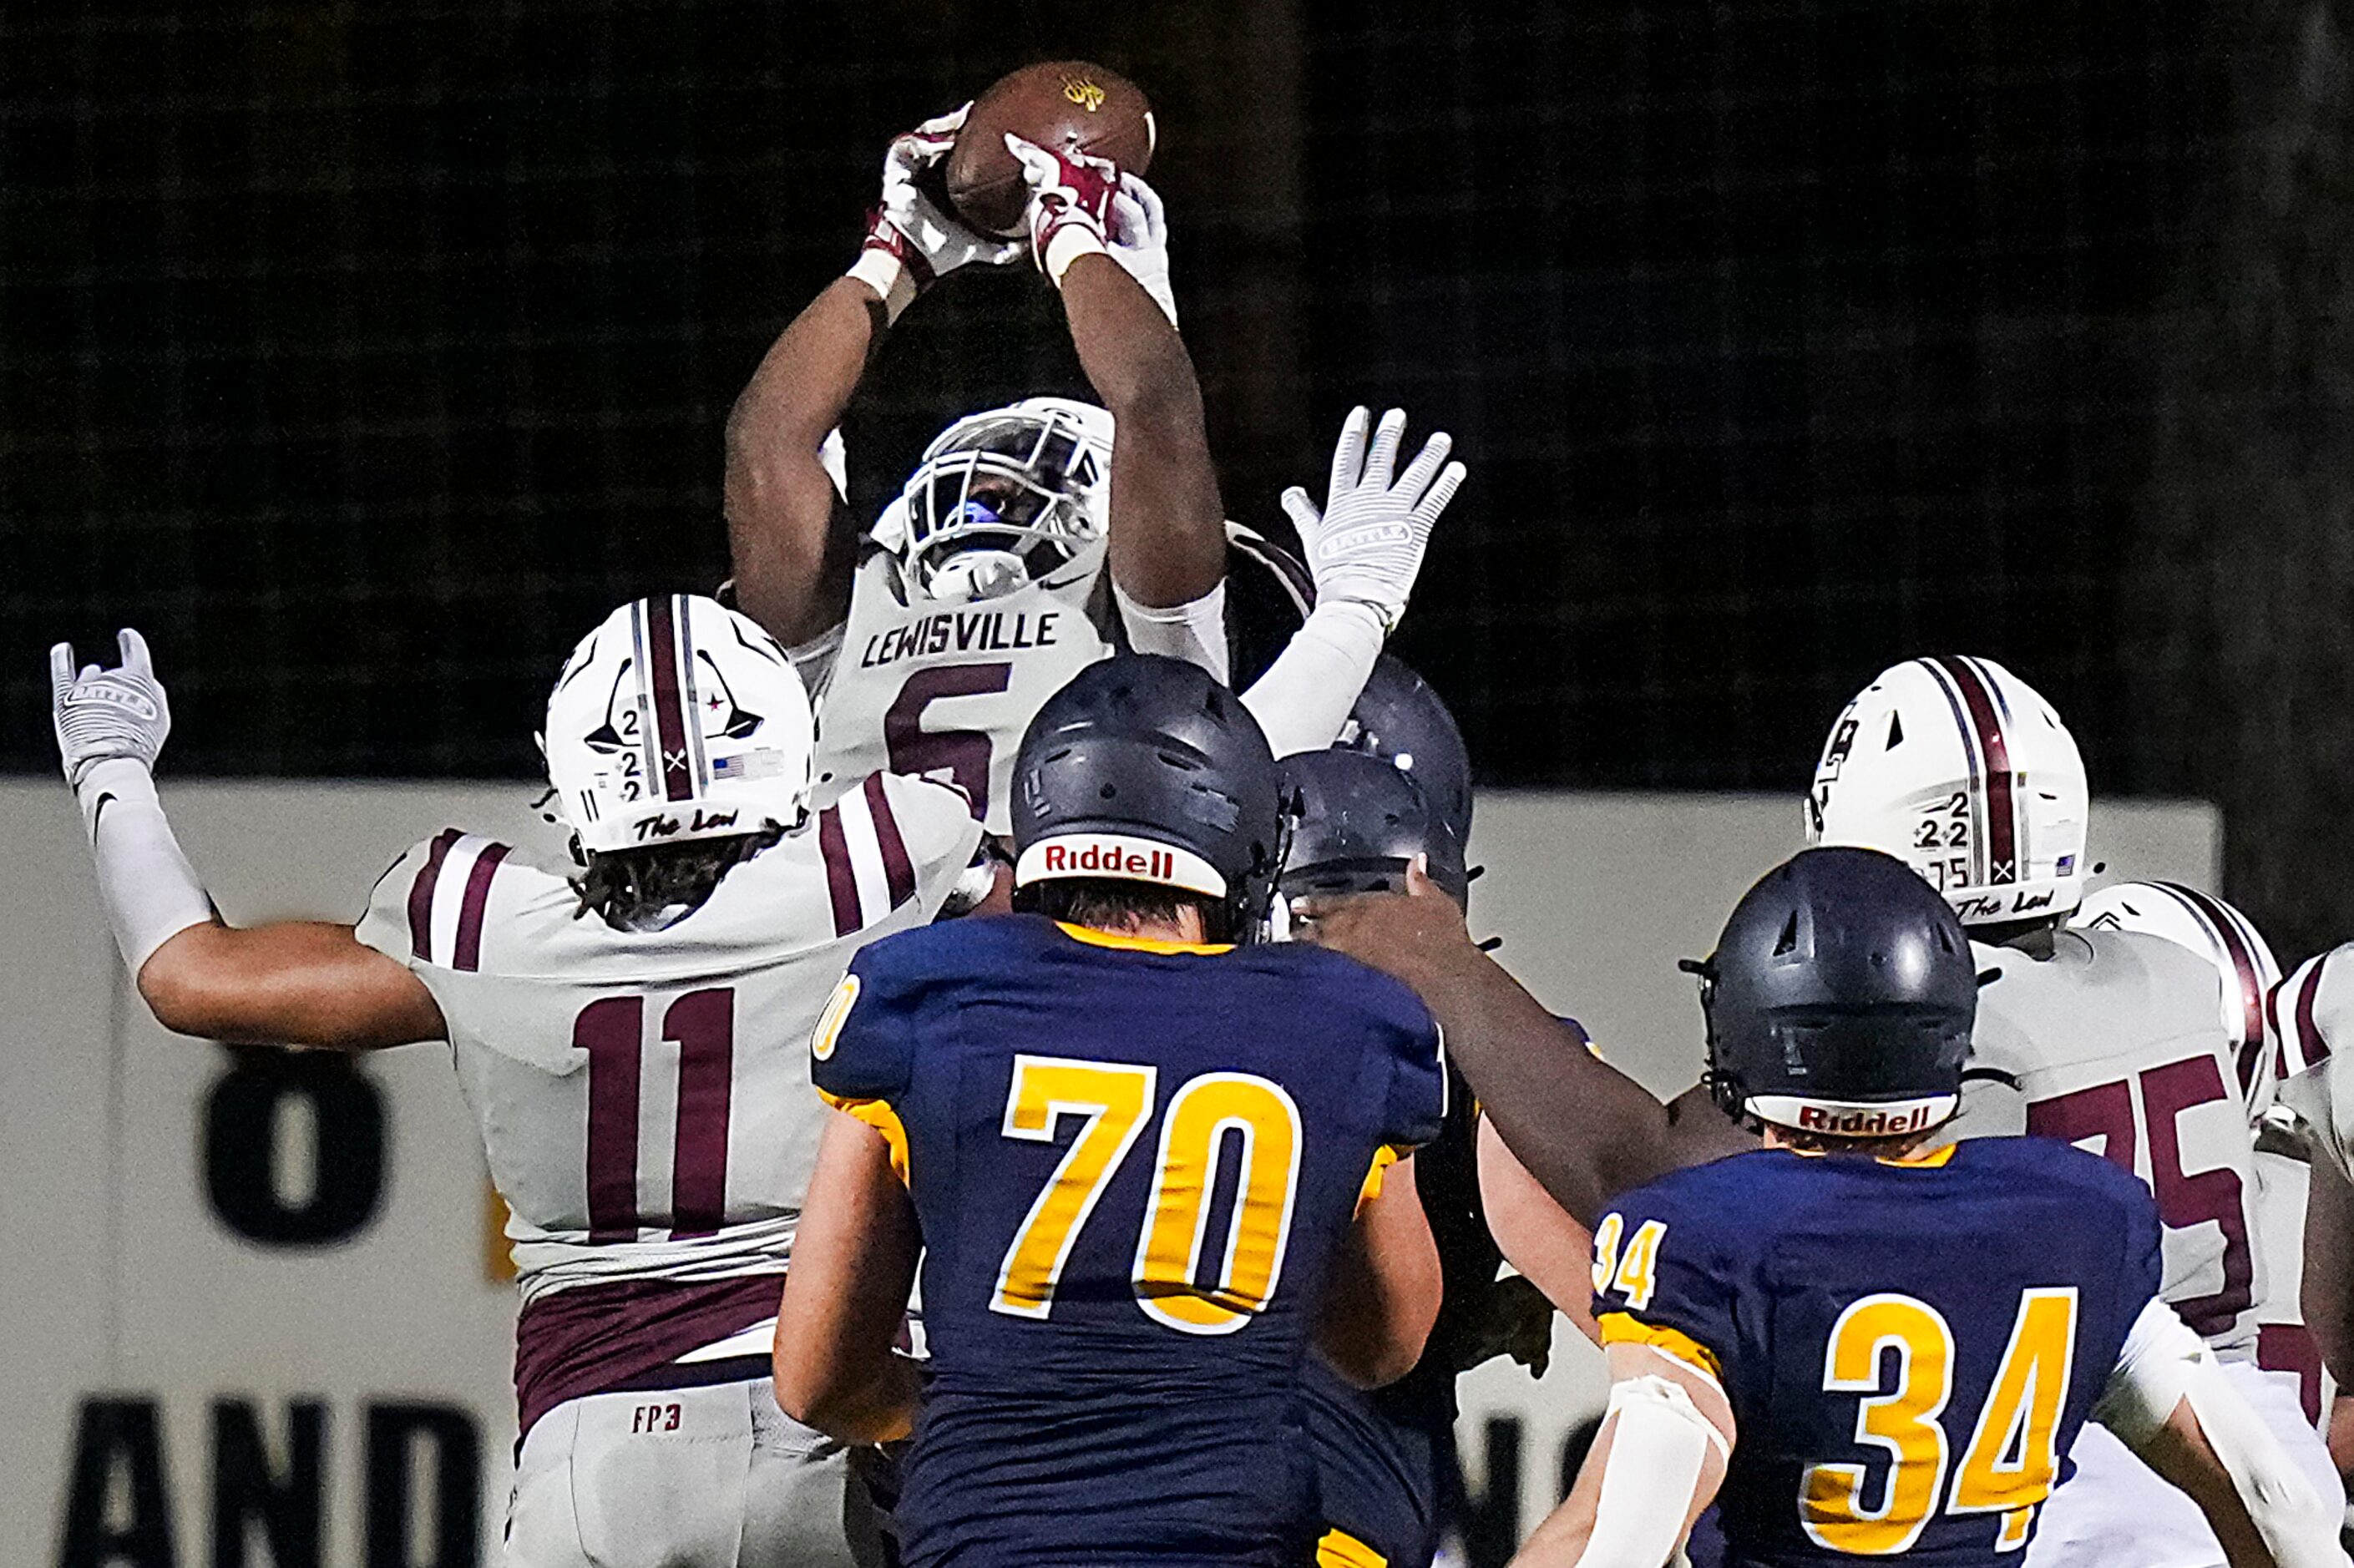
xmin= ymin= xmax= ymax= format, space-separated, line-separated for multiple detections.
xmin=2144 ymin=879 xmax=2270 ymax=1085
xmin=1924 ymin=654 xmax=2022 ymax=888
xmin=676 ymin=594 xmax=712 ymax=796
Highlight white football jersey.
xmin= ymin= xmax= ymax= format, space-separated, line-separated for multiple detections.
xmin=802 ymin=543 xmax=1121 ymax=836
xmin=1952 ymin=927 xmax=2266 ymax=1354
xmin=2274 ymin=944 xmax=2353 ymax=1177
xmin=356 ymin=772 xmax=983 ymax=1305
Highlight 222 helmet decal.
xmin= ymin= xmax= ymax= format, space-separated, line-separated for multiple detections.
xmin=1809 ymin=655 xmax=2088 ymax=927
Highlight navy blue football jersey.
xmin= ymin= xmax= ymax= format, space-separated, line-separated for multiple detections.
xmin=812 ymin=914 xmax=1447 ymax=1568
xmin=1589 ymin=1139 xmax=2163 ymax=1566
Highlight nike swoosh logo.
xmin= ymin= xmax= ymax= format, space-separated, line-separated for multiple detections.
xmin=92 ymin=792 xmax=117 ymax=836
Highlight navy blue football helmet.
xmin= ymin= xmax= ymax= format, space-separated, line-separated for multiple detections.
xmin=1011 ymin=655 xmax=1285 ymax=941
xmin=1276 ymin=747 xmax=1469 ymax=910
xmin=1339 ymin=655 xmax=1472 ymax=848
xmin=1695 ymin=847 xmax=1977 ymax=1139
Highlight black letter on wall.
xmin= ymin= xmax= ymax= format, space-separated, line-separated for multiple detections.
xmin=204 ymin=1048 xmax=385 ymax=1247
xmin=57 ymin=1397 xmax=176 ymax=1568
xmin=210 ymin=1399 xmax=324 ymax=1568
xmin=364 ymin=1403 xmax=480 ymax=1568
xmin=1455 ymin=1414 xmax=1524 ymax=1568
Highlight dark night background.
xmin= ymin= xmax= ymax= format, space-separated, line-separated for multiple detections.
xmin=5 ymin=0 xmax=2351 ymax=953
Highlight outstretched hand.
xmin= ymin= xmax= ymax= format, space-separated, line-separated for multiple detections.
xmin=1283 ymin=407 xmax=1466 ymax=634
xmin=1106 ymin=173 xmax=1177 ymax=326
xmin=50 ymin=628 xmax=171 ymax=789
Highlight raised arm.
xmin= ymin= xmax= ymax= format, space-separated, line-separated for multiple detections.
xmin=772 ymin=1108 xmax=924 ymax=1443
xmin=1317 ymin=1154 xmax=1443 ymax=1388
xmin=726 ymin=106 xmax=1020 ymax=645
xmin=722 ymin=279 xmax=878 ymax=646
xmin=139 ymin=922 xmax=442 ymax=1050
xmin=1299 ymin=864 xmax=1749 ymax=1226
xmin=1008 ymin=139 xmax=1223 ymax=610
xmin=50 ymin=631 xmax=443 ymax=1051
xmin=1240 ymin=406 xmax=1466 ymax=756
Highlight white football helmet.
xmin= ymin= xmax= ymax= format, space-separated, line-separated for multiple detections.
xmin=884 ymin=397 xmax=1114 ymax=604
xmin=2073 ymin=880 xmax=2280 ymax=1112
xmin=542 ymin=594 xmax=815 ymax=855
xmin=1807 ymin=655 xmax=2089 ymax=927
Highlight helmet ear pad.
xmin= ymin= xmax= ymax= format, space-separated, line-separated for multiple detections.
xmin=1685 ymin=959 xmax=1749 ymax=1122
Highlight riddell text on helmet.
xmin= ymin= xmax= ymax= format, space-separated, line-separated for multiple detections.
xmin=1795 ymin=1102 xmax=1942 ymax=1137
xmin=1041 ymin=841 xmax=1177 ymax=881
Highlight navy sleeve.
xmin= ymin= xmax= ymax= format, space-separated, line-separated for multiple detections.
xmin=1383 ymin=1010 xmax=1448 ymax=1151
xmin=810 ymin=936 xmax=920 ymax=1106
xmin=1588 ymin=1174 xmax=1742 ymax=1382
xmin=2117 ymin=1168 xmax=2164 ymax=1315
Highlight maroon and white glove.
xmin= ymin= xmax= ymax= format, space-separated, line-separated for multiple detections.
xmin=848 ymin=104 xmax=1022 ymax=324
xmin=1005 ymin=134 xmax=1121 ymax=288
xmin=1108 ymin=173 xmax=1177 ymax=326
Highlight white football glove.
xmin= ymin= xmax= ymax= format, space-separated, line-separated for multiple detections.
xmin=848 ymin=104 xmax=1023 ymax=320
xmin=1005 ymin=134 xmax=1120 ymax=286
xmin=1282 ymin=407 xmax=1466 ymax=633
xmin=52 ymin=629 xmax=172 ymax=790
xmin=1108 ymin=173 xmax=1177 ymax=326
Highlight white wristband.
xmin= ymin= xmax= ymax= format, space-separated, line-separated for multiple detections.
xmin=1239 ymin=599 xmax=1387 ymax=758
xmin=845 ymin=247 xmax=919 ymax=326
xmin=1042 ymin=223 xmax=1109 ymax=287
xmin=75 ymin=758 xmax=214 ymax=977
xmin=1115 ymin=579 xmax=1230 ymax=685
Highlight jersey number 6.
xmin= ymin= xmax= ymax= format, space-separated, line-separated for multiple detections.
xmin=884 ymin=663 xmax=1012 ymax=822
xmin=990 ymin=1054 xmax=1304 ymax=1335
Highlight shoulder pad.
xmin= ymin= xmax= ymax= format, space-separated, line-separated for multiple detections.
xmin=356 ymin=829 xmax=523 ymax=973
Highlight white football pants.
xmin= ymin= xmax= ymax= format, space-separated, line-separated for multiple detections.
xmin=2027 ymin=1359 xmax=2342 ymax=1568
xmin=506 ymin=1375 xmax=888 ymax=1568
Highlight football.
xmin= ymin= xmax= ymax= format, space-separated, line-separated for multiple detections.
xmin=944 ymin=61 xmax=1156 ymax=238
